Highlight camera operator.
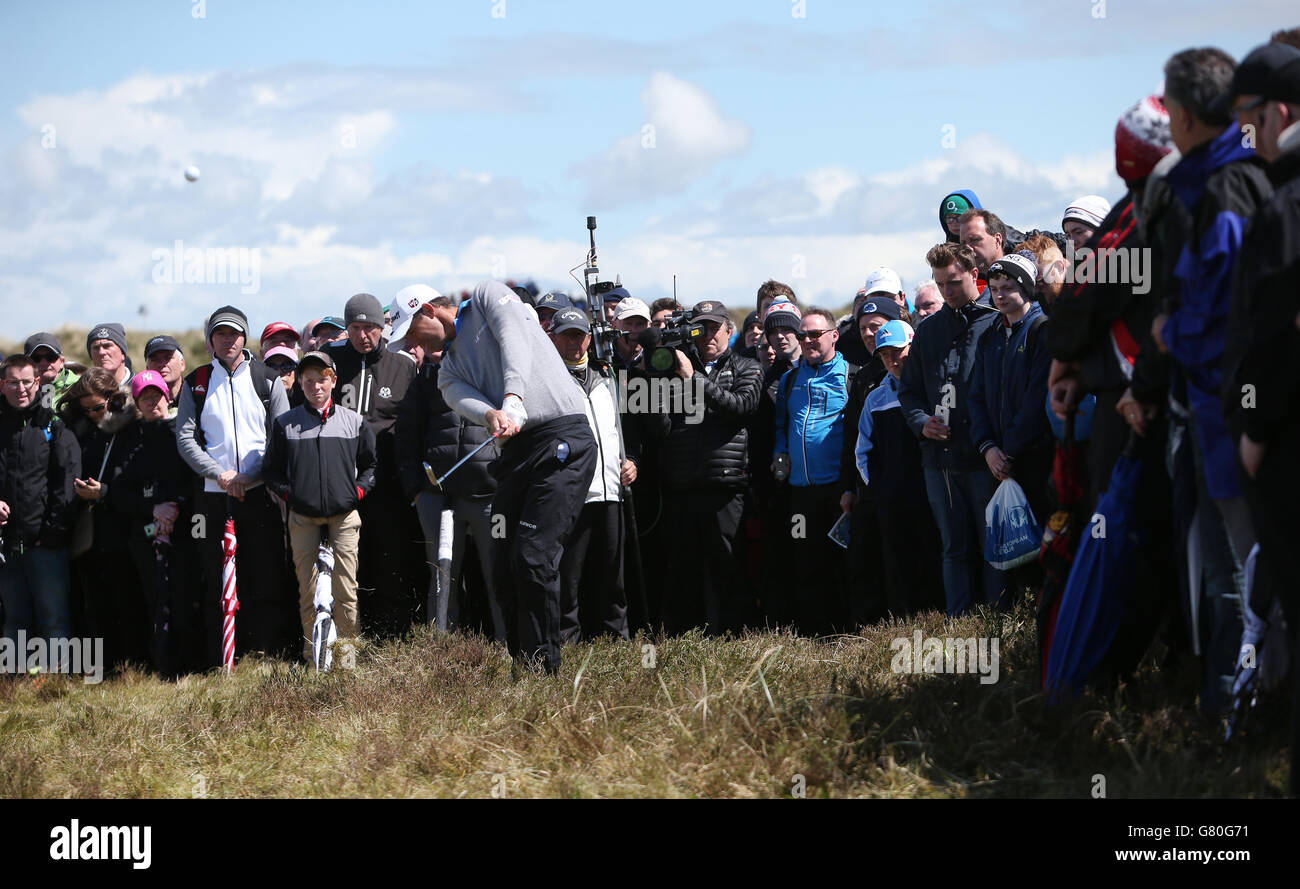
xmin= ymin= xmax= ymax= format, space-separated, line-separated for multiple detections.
xmin=406 ymin=280 xmax=597 ymax=675
xmin=653 ymin=300 xmax=762 ymax=634
xmin=609 ymin=296 xmax=651 ymax=373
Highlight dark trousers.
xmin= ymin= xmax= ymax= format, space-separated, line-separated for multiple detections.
xmin=788 ymin=483 xmax=848 ymax=636
xmin=198 ymin=490 xmax=294 ymax=668
xmin=128 ymin=532 xmax=201 ymax=676
xmin=846 ymin=488 xmax=886 ymax=626
xmin=559 ymin=500 xmax=629 ymax=643
xmin=357 ymin=479 xmax=426 ymax=639
xmin=489 ymin=416 xmax=597 ymax=674
xmin=663 ymin=487 xmax=745 ymax=635
xmin=878 ymin=496 xmax=945 ymax=618
xmin=754 ymin=480 xmax=794 ymax=627
xmin=75 ymin=546 xmax=149 ymax=672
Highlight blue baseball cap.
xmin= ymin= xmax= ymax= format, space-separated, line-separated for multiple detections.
xmin=535 ymin=291 xmax=573 ymax=312
xmin=873 ymin=320 xmax=914 ymax=350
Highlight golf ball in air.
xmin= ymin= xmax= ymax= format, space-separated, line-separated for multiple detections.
xmin=184 ymin=166 xmax=200 ymax=182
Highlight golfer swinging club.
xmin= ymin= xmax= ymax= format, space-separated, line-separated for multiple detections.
xmin=394 ymin=279 xmax=596 ymax=674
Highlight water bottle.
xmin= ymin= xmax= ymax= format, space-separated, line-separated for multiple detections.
xmin=556 ymin=441 xmax=570 ymax=464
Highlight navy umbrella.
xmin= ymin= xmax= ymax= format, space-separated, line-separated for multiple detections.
xmin=1045 ymin=438 xmax=1144 ymax=703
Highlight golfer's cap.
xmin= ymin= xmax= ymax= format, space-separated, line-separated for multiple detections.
xmin=603 ymin=286 xmax=631 ymax=304
xmin=312 ymin=316 xmax=346 ymax=337
xmin=298 ymin=350 xmax=335 ymax=372
xmin=260 ymin=321 xmax=300 ymax=346
xmin=614 ymin=297 xmax=651 ymax=322
xmin=24 ymin=332 xmax=63 ymax=358
xmin=550 ymin=308 xmax=590 ymax=335
xmin=387 ymin=284 xmax=443 ymax=353
xmin=873 ymin=320 xmax=915 ymax=351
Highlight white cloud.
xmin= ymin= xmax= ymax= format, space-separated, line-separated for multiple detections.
xmin=574 ymin=72 xmax=751 ymax=207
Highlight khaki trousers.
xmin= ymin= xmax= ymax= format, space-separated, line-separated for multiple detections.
xmin=288 ymin=510 xmax=361 ymax=651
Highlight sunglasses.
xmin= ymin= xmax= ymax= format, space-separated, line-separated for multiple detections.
xmin=30 ymin=352 xmax=59 ymax=363
xmin=796 ymin=329 xmax=833 ymax=341
xmin=83 ymin=400 xmax=108 ymax=413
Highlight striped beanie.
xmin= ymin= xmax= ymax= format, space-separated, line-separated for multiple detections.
xmin=763 ymin=297 xmax=802 ymax=335
xmin=1114 ymin=95 xmax=1173 ymax=184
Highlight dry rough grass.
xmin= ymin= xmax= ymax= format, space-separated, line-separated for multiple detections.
xmin=0 ymin=599 xmax=1290 ymax=798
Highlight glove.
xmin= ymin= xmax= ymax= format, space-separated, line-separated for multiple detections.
xmin=502 ymin=394 xmax=527 ymax=430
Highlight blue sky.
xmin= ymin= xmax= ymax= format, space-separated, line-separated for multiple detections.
xmin=0 ymin=0 xmax=1291 ymax=337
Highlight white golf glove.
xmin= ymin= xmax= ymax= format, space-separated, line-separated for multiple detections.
xmin=502 ymin=394 xmax=527 ymax=430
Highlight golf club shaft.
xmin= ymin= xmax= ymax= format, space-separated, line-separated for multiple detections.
xmin=424 ymin=430 xmax=502 ymax=488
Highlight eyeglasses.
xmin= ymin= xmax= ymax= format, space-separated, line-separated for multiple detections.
xmin=30 ymin=352 xmax=59 ymax=363
xmin=3 ymin=379 xmax=38 ymax=391
xmin=796 ymin=329 xmax=833 ymax=341
xmin=82 ymin=400 xmax=108 ymax=413
xmin=267 ymin=363 xmax=297 ymax=376
xmin=1233 ymin=96 xmax=1267 ymax=114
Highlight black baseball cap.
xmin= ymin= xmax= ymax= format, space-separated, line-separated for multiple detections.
xmin=24 ymin=332 xmax=63 ymax=357
xmin=144 ymin=334 xmax=183 ymax=358
xmin=690 ymin=300 xmax=729 ymax=324
xmin=298 ymin=350 xmax=336 ymax=372
xmin=1215 ymin=42 xmax=1300 ymax=113
xmin=550 ymin=308 xmax=590 ymax=335
xmin=856 ymin=296 xmax=901 ymax=322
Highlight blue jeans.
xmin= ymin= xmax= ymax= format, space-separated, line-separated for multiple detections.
xmin=0 ymin=546 xmax=72 ymax=641
xmin=1189 ymin=419 xmax=1248 ymax=715
xmin=923 ymin=467 xmax=1006 ymax=615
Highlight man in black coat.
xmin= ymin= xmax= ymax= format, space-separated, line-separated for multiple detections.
xmin=0 ymin=355 xmax=81 ymax=651
xmin=654 ymin=301 xmax=762 ymax=635
xmin=327 ymin=292 xmax=421 ymax=637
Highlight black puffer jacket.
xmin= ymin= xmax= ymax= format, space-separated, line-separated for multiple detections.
xmin=748 ymin=355 xmax=795 ymax=493
xmin=655 ymin=350 xmax=762 ymax=491
xmin=0 ymin=400 xmax=80 ymax=553
xmin=325 ymin=339 xmax=417 ymax=487
xmin=395 ymin=362 xmax=498 ymax=501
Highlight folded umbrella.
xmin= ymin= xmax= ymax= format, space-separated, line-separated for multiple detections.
xmin=221 ymin=518 xmax=240 ymax=673
xmin=312 ymin=539 xmax=337 ymax=671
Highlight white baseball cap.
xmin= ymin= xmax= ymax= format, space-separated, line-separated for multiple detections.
xmin=387 ymin=284 xmax=443 ymax=353
xmin=863 ymin=267 xmax=903 ymax=297
xmin=614 ymin=296 xmax=651 ymax=322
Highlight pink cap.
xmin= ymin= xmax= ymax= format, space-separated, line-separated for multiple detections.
xmin=264 ymin=345 xmax=300 ymax=364
xmin=131 ymin=369 xmax=170 ymax=402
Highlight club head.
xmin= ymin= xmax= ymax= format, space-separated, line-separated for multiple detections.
xmin=422 ymin=461 xmax=443 ymax=490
